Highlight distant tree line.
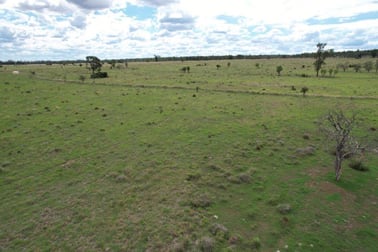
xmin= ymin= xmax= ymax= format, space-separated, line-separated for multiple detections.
xmin=1 ymin=49 xmax=377 ymax=65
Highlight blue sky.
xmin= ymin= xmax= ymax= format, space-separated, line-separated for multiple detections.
xmin=0 ymin=0 xmax=377 ymax=61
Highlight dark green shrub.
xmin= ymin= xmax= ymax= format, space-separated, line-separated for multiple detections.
xmin=349 ymin=160 xmax=369 ymax=171
xmin=91 ymin=72 xmax=108 ymax=78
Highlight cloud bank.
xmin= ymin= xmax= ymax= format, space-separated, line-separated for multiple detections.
xmin=0 ymin=0 xmax=377 ymax=60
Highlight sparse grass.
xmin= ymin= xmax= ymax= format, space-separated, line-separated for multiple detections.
xmin=0 ymin=58 xmax=377 ymax=251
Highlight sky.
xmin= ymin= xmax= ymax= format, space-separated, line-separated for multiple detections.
xmin=0 ymin=0 xmax=377 ymax=61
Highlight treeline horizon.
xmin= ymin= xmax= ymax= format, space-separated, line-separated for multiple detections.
xmin=1 ymin=48 xmax=377 ymax=65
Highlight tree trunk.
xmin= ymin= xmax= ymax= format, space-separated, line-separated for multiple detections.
xmin=335 ymin=154 xmax=342 ymax=181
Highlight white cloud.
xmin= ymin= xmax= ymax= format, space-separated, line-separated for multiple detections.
xmin=66 ymin=0 xmax=112 ymax=10
xmin=0 ymin=0 xmax=377 ymax=60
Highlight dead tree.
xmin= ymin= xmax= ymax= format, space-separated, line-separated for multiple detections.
xmin=320 ymin=110 xmax=361 ymax=181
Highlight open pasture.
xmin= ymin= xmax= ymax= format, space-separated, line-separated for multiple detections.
xmin=1 ymin=58 xmax=377 ymax=251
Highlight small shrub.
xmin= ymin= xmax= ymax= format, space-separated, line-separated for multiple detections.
xmin=277 ymin=203 xmax=291 ymax=214
xmin=276 ymin=65 xmax=283 ymax=76
xmin=320 ymin=69 xmax=327 ymax=76
xmin=115 ymin=174 xmax=127 ymax=183
xmin=251 ymin=237 xmax=261 ymax=249
xmin=303 ymin=133 xmax=310 ymax=140
xmin=79 ymin=75 xmax=86 ymax=83
xmin=301 ymin=86 xmax=309 ymax=96
xmin=209 ymin=223 xmax=229 ymax=240
xmin=295 ymin=146 xmax=315 ymax=156
xmin=196 ymin=237 xmax=215 ymax=252
xmin=190 ymin=194 xmax=212 ymax=208
xmin=91 ymin=72 xmax=108 ymax=78
xmin=349 ymin=160 xmax=369 ymax=172
xmin=186 ymin=173 xmax=201 ymax=181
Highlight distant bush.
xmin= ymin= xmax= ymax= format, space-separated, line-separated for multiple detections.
xmin=79 ymin=75 xmax=86 ymax=83
xmin=301 ymin=86 xmax=309 ymax=96
xmin=91 ymin=72 xmax=108 ymax=78
xmin=181 ymin=66 xmax=190 ymax=73
xmin=276 ymin=65 xmax=283 ymax=76
xmin=320 ymin=69 xmax=327 ymax=77
xmin=351 ymin=64 xmax=361 ymax=72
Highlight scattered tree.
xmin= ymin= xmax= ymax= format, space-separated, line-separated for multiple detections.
xmin=301 ymin=86 xmax=309 ymax=96
xmin=216 ymin=64 xmax=221 ymax=70
xmin=352 ymin=64 xmax=361 ymax=72
xmin=110 ymin=60 xmax=116 ymax=69
xmin=363 ymin=61 xmax=373 ymax=72
xmin=276 ymin=65 xmax=283 ymax=76
xmin=86 ymin=56 xmax=108 ymax=78
xmin=337 ymin=62 xmax=349 ymax=72
xmin=314 ymin=43 xmax=327 ymax=77
xmin=86 ymin=56 xmax=102 ymax=75
xmin=320 ymin=110 xmax=361 ymax=181
xmin=375 ymin=59 xmax=378 ymax=73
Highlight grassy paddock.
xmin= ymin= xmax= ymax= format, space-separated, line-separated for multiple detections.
xmin=0 ymin=58 xmax=377 ymax=251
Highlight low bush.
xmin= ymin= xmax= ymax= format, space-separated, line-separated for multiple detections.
xmin=349 ymin=160 xmax=369 ymax=172
xmin=196 ymin=237 xmax=215 ymax=252
xmin=91 ymin=72 xmax=108 ymax=78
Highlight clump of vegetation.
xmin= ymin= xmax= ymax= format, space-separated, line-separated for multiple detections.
xmin=277 ymin=203 xmax=292 ymax=214
xmin=349 ymin=159 xmax=369 ymax=172
xmin=296 ymin=146 xmax=315 ymax=156
xmin=352 ymin=64 xmax=362 ymax=72
xmin=209 ymin=223 xmax=229 ymax=240
xmin=363 ymin=61 xmax=373 ymax=72
xmin=314 ymin=43 xmax=327 ymax=77
xmin=276 ymin=65 xmax=283 ymax=76
xmin=301 ymin=87 xmax=309 ymax=96
xmin=320 ymin=69 xmax=327 ymax=77
xmin=251 ymin=237 xmax=261 ymax=249
xmin=190 ymin=194 xmax=213 ymax=208
xmin=86 ymin=56 xmax=108 ymax=78
xmin=79 ymin=75 xmax=86 ymax=83
xmin=196 ymin=236 xmax=215 ymax=252
xmin=181 ymin=66 xmax=190 ymax=73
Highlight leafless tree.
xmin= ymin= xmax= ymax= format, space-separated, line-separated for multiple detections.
xmin=320 ymin=110 xmax=361 ymax=181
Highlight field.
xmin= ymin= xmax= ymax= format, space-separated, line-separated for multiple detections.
xmin=1 ymin=58 xmax=377 ymax=251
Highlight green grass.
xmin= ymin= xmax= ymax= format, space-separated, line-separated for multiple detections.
xmin=0 ymin=59 xmax=377 ymax=251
